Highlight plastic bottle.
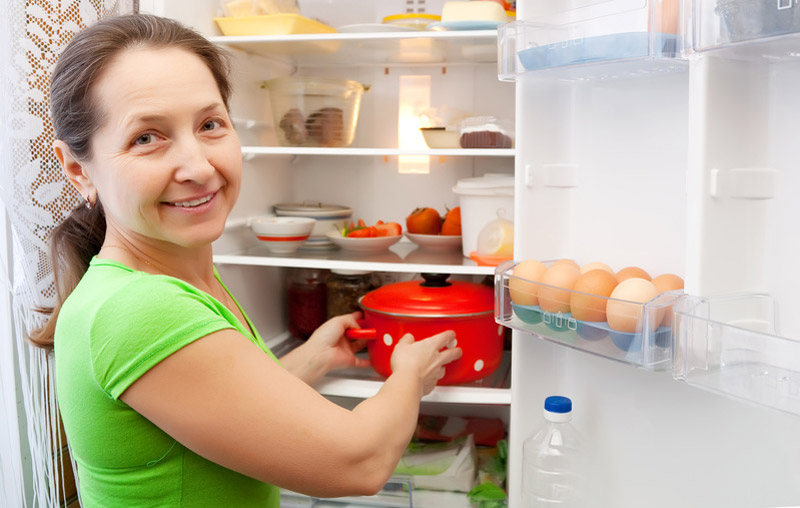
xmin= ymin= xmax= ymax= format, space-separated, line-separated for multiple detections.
xmin=522 ymin=396 xmax=585 ymax=508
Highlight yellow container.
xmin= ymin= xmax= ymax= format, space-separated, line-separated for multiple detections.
xmin=214 ymin=13 xmax=336 ymax=36
xmin=382 ymin=13 xmax=441 ymax=30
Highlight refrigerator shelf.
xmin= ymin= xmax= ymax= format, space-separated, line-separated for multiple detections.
xmin=689 ymin=0 xmax=800 ymax=56
xmin=281 ymin=480 xmax=475 ymax=508
xmin=213 ymin=239 xmax=495 ymax=276
xmin=267 ymin=334 xmax=512 ymax=405
xmin=240 ymin=146 xmax=516 ymax=158
xmin=498 ymin=18 xmax=686 ymax=81
xmin=210 ymin=30 xmax=501 ymax=67
xmin=494 ymin=260 xmax=681 ymax=370
xmin=673 ymin=294 xmax=800 ymax=417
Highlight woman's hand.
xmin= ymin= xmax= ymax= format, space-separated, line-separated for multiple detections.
xmin=280 ymin=312 xmax=370 ymax=385
xmin=389 ymin=330 xmax=462 ymax=396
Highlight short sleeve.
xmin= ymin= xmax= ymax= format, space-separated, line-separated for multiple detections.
xmin=89 ymin=276 xmax=236 ymax=400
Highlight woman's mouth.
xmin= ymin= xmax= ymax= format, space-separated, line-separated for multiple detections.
xmin=169 ymin=193 xmax=215 ymax=208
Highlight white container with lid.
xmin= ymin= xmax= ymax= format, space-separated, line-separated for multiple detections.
xmin=452 ymin=173 xmax=514 ymax=258
xmin=274 ymin=202 xmax=352 ymax=248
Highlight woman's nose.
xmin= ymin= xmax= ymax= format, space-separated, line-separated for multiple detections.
xmin=172 ymin=136 xmax=215 ymax=182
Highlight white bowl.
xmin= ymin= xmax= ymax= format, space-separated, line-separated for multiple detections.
xmin=405 ymin=232 xmax=462 ymax=250
xmin=274 ymin=202 xmax=353 ymax=248
xmin=250 ymin=216 xmax=316 ymax=254
xmin=420 ymin=127 xmax=461 ymax=149
xmin=325 ymin=230 xmax=402 ymax=252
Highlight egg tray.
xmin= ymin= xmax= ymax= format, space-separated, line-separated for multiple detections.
xmin=494 ymin=260 xmax=682 ymax=370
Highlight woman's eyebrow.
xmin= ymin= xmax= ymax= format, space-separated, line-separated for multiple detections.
xmin=121 ymin=102 xmax=225 ymax=129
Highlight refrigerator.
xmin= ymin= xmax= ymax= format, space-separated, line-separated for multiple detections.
xmin=137 ymin=0 xmax=800 ymax=506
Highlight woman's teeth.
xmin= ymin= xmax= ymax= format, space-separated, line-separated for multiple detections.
xmin=172 ymin=194 xmax=213 ymax=208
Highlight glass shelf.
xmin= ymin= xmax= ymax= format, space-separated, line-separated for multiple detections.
xmin=281 ymin=479 xmax=474 ymax=508
xmin=673 ymin=293 xmax=800 ymax=417
xmin=495 ymin=260 xmax=682 ymax=371
xmin=210 ymin=30 xmax=501 ymax=67
xmin=214 ymin=240 xmax=495 ymax=276
xmin=241 ymin=146 xmax=516 ymax=157
xmin=268 ymin=334 xmax=511 ymax=405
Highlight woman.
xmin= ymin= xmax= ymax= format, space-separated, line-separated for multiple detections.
xmin=30 ymin=13 xmax=462 ymax=507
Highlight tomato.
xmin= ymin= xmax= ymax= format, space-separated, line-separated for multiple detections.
xmin=375 ymin=222 xmax=402 ymax=237
xmin=441 ymin=207 xmax=461 ymax=236
xmin=347 ymin=226 xmax=378 ymax=238
xmin=406 ymin=207 xmax=442 ymax=235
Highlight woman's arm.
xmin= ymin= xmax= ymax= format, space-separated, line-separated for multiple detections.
xmin=120 ymin=327 xmax=461 ymax=498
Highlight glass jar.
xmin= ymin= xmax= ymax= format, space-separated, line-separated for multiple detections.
xmin=287 ymin=268 xmax=329 ymax=340
xmin=326 ymin=270 xmax=382 ymax=319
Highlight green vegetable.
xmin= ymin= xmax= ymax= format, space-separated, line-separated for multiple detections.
xmin=467 ymin=482 xmax=507 ymax=507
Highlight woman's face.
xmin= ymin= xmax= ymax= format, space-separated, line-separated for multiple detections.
xmin=81 ymin=46 xmax=241 ymax=251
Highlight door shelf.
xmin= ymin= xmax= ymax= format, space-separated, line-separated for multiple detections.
xmin=268 ymin=334 xmax=511 ymax=405
xmin=494 ymin=260 xmax=681 ymax=371
xmin=281 ymin=479 xmax=474 ymax=508
xmin=673 ymin=293 xmax=800 ymax=417
xmin=210 ymin=30 xmax=501 ymax=67
xmin=690 ymin=0 xmax=800 ymax=56
xmin=214 ymin=240 xmax=495 ymax=276
xmin=498 ymin=20 xmax=686 ymax=81
xmin=241 ymin=146 xmax=516 ymax=158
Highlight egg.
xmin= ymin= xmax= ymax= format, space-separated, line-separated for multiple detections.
xmin=579 ymin=261 xmax=614 ymax=275
xmin=652 ymin=273 xmax=684 ymax=294
xmin=508 ymin=259 xmax=547 ymax=306
xmin=570 ymin=270 xmax=619 ymax=322
xmin=552 ymin=258 xmax=580 ymax=270
xmin=652 ymin=273 xmax=684 ymax=327
xmin=606 ymin=278 xmax=659 ymax=333
xmin=615 ymin=266 xmax=651 ymax=282
xmin=538 ymin=263 xmax=581 ymax=314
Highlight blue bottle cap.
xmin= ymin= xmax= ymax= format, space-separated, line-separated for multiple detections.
xmin=544 ymin=396 xmax=572 ymax=414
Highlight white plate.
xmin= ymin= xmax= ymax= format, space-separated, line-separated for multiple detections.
xmin=405 ymin=233 xmax=462 ymax=250
xmin=337 ymin=23 xmax=420 ymax=33
xmin=326 ymin=231 xmax=402 ymax=252
xmin=426 ymin=20 xmax=504 ymax=31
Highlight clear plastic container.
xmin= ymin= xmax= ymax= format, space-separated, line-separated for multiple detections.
xmin=522 ymin=396 xmax=585 ymax=508
xmin=453 ymin=173 xmax=514 ymax=258
xmin=459 ymin=116 xmax=514 ymax=148
xmin=690 ymin=0 xmax=800 ymax=52
xmin=262 ymin=77 xmax=366 ymax=148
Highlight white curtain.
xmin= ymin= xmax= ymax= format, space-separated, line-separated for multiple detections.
xmin=0 ymin=1 xmax=134 ymax=506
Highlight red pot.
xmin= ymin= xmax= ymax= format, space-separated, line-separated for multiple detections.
xmin=345 ymin=273 xmax=502 ymax=385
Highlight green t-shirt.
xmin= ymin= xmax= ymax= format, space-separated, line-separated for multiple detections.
xmin=55 ymin=257 xmax=280 ymax=507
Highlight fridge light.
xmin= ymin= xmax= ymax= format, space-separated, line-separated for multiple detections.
xmin=397 ymin=74 xmax=431 ymax=174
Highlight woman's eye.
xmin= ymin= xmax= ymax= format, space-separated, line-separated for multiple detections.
xmin=134 ymin=133 xmax=153 ymax=145
xmin=202 ymin=120 xmax=221 ymax=131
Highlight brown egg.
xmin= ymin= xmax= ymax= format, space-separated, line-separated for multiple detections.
xmin=652 ymin=274 xmax=684 ymax=327
xmin=570 ymin=270 xmax=619 ymax=322
xmin=509 ymin=259 xmax=547 ymax=306
xmin=606 ymin=278 xmax=659 ymax=333
xmin=579 ymin=261 xmax=614 ymax=275
xmin=553 ymin=258 xmax=580 ymax=270
xmin=538 ymin=263 xmax=581 ymax=313
xmin=616 ymin=266 xmax=651 ymax=282
xmin=652 ymin=273 xmax=684 ymax=294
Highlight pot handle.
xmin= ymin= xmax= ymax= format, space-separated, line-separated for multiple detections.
xmin=345 ymin=328 xmax=377 ymax=340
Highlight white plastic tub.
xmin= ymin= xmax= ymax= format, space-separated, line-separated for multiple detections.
xmin=452 ymin=173 xmax=514 ymax=258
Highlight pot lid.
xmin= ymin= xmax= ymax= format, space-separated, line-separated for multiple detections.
xmin=360 ymin=273 xmax=494 ymax=317
xmin=274 ymin=202 xmax=352 ymax=218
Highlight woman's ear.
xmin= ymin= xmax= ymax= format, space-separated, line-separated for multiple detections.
xmin=53 ymin=140 xmax=96 ymax=201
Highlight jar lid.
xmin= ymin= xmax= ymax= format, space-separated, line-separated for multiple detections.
xmin=452 ymin=173 xmax=514 ymax=196
xmin=360 ymin=273 xmax=493 ymax=318
xmin=274 ymin=202 xmax=353 ymax=218
xmin=382 ymin=13 xmax=441 ymax=22
xmin=331 ymin=269 xmax=371 ymax=276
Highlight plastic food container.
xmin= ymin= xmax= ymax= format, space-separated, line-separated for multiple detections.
xmin=220 ymin=0 xmax=300 ymax=17
xmin=263 ymin=77 xmax=366 ymax=148
xmin=459 ymin=116 xmax=514 ymax=148
xmin=453 ymin=173 xmax=514 ymax=258
xmin=382 ymin=13 xmax=441 ymax=30
xmin=420 ymin=127 xmax=461 ymax=149
xmin=273 ymin=202 xmax=352 ymax=248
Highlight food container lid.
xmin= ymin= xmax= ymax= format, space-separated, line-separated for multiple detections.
xmin=382 ymin=13 xmax=442 ymax=22
xmin=453 ymin=173 xmax=514 ymax=195
xmin=274 ymin=202 xmax=353 ymax=218
xmin=360 ymin=273 xmax=493 ymax=317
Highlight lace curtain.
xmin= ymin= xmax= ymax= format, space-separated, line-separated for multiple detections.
xmin=0 ymin=1 xmax=134 ymax=506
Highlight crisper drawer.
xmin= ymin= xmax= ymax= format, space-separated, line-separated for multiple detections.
xmin=280 ymin=476 xmax=477 ymax=507
xmin=494 ymin=260 xmax=682 ymax=370
xmin=673 ymin=294 xmax=800 ymax=416
xmin=690 ymin=0 xmax=800 ymax=52
xmin=499 ymin=0 xmax=682 ymax=79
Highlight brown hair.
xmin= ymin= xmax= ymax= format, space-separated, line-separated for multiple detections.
xmin=29 ymin=14 xmax=233 ymax=348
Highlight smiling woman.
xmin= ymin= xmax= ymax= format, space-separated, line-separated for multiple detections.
xmin=28 ymin=13 xmax=462 ymax=508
